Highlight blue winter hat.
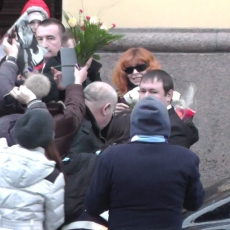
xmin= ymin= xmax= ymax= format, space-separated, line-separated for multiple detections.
xmin=130 ymin=96 xmax=170 ymax=139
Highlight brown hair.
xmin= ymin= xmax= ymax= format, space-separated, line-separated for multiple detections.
xmin=45 ymin=141 xmax=62 ymax=172
xmin=112 ymin=47 xmax=161 ymax=97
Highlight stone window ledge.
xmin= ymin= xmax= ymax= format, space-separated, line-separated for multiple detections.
xmin=101 ymin=28 xmax=230 ymax=53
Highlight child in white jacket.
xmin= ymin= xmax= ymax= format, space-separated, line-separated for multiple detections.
xmin=0 ymin=109 xmax=65 ymax=230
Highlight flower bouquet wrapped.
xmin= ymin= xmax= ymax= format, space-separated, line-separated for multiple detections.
xmin=63 ymin=9 xmax=124 ymax=67
xmin=173 ymin=83 xmax=197 ymax=125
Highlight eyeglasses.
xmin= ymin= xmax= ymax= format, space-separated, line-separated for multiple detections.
xmin=124 ymin=64 xmax=148 ymax=75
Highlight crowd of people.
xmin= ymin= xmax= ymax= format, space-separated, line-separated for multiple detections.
xmin=0 ymin=0 xmax=205 ymax=230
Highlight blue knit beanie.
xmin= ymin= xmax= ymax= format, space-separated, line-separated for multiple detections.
xmin=130 ymin=96 xmax=170 ymax=139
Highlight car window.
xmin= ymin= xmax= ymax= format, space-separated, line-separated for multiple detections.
xmin=195 ymin=202 xmax=230 ymax=222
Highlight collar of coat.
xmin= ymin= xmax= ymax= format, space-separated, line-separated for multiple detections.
xmin=85 ymin=106 xmax=105 ymax=141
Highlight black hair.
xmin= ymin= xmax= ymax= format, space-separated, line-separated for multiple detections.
xmin=140 ymin=69 xmax=174 ymax=95
xmin=38 ymin=18 xmax=65 ymax=35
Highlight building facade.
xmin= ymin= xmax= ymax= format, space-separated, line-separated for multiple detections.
xmin=64 ymin=0 xmax=230 ymax=188
xmin=1 ymin=0 xmax=230 ymax=188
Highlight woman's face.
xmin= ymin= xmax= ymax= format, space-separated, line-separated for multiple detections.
xmin=124 ymin=62 xmax=148 ymax=85
xmin=29 ymin=20 xmax=41 ymax=34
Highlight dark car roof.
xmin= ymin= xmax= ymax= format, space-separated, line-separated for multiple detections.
xmin=183 ymin=177 xmax=230 ymax=218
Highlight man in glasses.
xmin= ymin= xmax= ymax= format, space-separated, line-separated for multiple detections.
xmin=139 ymin=69 xmax=199 ymax=149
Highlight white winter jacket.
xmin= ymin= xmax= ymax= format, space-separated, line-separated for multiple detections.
xmin=0 ymin=139 xmax=65 ymax=230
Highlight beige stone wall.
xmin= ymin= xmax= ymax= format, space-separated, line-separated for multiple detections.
xmin=63 ymin=0 xmax=230 ymax=28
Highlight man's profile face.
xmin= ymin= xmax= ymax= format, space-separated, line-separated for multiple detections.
xmin=36 ymin=24 xmax=62 ymax=60
xmin=139 ymin=78 xmax=168 ymax=106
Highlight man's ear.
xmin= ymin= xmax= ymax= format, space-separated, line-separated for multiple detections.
xmin=166 ymin=89 xmax=173 ymax=103
xmin=102 ymin=103 xmax=111 ymax=116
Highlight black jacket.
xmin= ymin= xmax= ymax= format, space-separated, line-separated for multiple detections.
xmin=42 ymin=56 xmax=61 ymax=102
xmin=168 ymin=107 xmax=199 ymax=148
xmin=63 ymin=107 xmax=106 ymax=224
xmin=68 ymin=106 xmax=105 ymax=156
xmin=62 ymin=152 xmax=99 ymax=224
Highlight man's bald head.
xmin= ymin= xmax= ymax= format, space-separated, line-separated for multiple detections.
xmin=84 ymin=82 xmax=117 ymax=129
xmin=84 ymin=82 xmax=117 ymax=108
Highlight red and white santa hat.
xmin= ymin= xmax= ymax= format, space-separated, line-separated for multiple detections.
xmin=21 ymin=0 xmax=50 ymax=22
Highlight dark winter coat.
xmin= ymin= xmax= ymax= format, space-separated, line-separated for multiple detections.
xmin=68 ymin=106 xmax=105 ymax=156
xmin=169 ymin=106 xmax=199 ymax=148
xmin=85 ymin=96 xmax=204 ymax=230
xmin=85 ymin=142 xmax=204 ymax=230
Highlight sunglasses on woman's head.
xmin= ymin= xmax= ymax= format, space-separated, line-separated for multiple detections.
xmin=124 ymin=64 xmax=148 ymax=75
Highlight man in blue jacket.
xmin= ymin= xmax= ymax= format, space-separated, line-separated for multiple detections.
xmin=85 ymin=96 xmax=204 ymax=230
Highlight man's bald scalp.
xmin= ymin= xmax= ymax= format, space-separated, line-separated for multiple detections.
xmin=84 ymin=82 xmax=117 ymax=108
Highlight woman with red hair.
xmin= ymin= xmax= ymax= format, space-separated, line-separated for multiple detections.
xmin=112 ymin=47 xmax=161 ymax=113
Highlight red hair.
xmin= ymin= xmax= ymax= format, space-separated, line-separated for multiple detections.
xmin=112 ymin=47 xmax=161 ymax=97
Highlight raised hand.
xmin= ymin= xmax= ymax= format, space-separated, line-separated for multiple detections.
xmin=114 ymin=103 xmax=130 ymax=114
xmin=10 ymin=85 xmax=36 ymax=104
xmin=74 ymin=58 xmax=93 ymax=85
xmin=51 ymin=67 xmax=65 ymax=90
xmin=2 ymin=36 xmax=19 ymax=58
